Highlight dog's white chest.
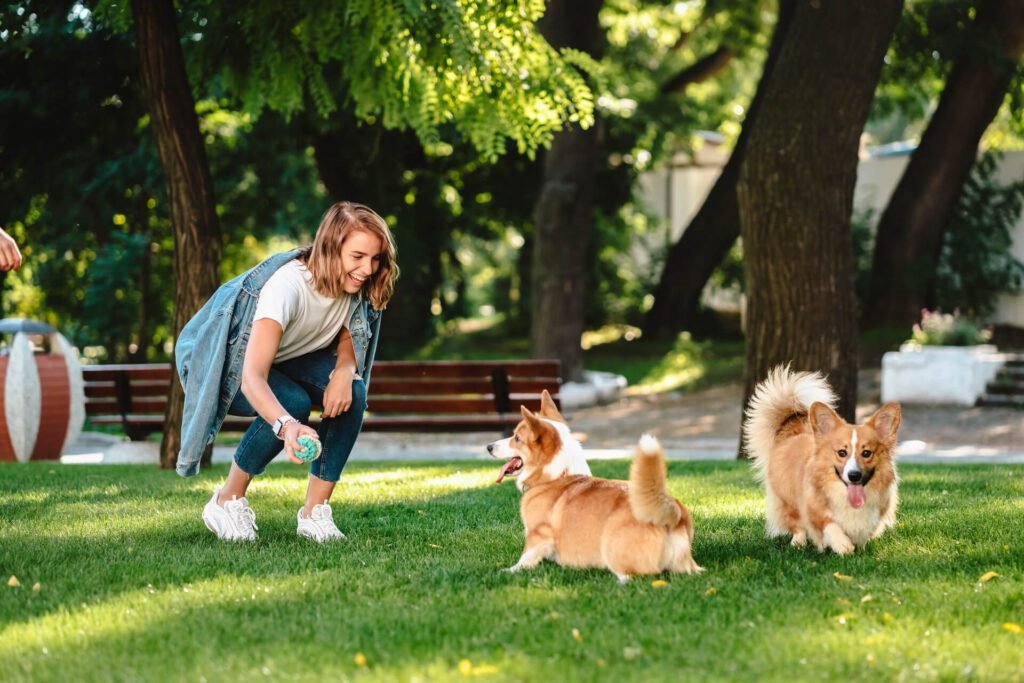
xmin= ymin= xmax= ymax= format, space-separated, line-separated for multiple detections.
xmin=826 ymin=484 xmax=880 ymax=546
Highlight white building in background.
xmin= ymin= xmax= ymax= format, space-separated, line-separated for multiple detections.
xmin=637 ymin=140 xmax=1024 ymax=329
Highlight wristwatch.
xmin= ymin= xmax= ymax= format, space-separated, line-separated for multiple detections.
xmin=272 ymin=415 xmax=298 ymax=439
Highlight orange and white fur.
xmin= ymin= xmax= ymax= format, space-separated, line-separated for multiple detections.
xmin=487 ymin=391 xmax=701 ymax=583
xmin=744 ymin=366 xmax=902 ymax=554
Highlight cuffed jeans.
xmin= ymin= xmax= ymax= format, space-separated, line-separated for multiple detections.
xmin=227 ymin=348 xmax=366 ymax=482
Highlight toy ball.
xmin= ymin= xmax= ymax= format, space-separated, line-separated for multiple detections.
xmin=295 ymin=435 xmax=321 ymax=462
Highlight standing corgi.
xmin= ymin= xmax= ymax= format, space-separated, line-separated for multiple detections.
xmin=744 ymin=366 xmax=902 ymax=554
xmin=488 ymin=391 xmax=702 ymax=582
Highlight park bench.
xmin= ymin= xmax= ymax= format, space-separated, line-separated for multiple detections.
xmin=82 ymin=360 xmax=562 ymax=441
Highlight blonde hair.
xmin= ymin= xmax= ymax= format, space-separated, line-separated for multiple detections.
xmin=299 ymin=202 xmax=399 ymax=309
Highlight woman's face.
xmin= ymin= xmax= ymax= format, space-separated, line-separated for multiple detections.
xmin=341 ymin=229 xmax=384 ymax=294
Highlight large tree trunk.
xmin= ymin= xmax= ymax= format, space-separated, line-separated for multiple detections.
xmin=738 ymin=0 xmax=902 ymax=443
xmin=133 ymin=0 xmax=222 ymax=469
xmin=643 ymin=1 xmax=794 ymax=340
xmin=864 ymin=0 xmax=1024 ymax=329
xmin=530 ymin=0 xmax=605 ymax=382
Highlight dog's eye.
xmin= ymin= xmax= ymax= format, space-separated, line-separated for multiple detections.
xmin=513 ymin=435 xmax=520 ymax=443
xmin=861 ymin=449 xmax=872 ymax=459
xmin=837 ymin=449 xmax=848 ymax=458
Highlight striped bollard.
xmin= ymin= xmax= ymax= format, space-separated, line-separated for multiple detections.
xmin=0 ymin=331 xmax=85 ymax=462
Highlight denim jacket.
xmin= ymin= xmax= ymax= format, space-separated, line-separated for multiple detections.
xmin=174 ymin=250 xmax=383 ymax=477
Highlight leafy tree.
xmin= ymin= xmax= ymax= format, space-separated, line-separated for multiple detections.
xmin=865 ymin=0 xmax=1024 ymax=329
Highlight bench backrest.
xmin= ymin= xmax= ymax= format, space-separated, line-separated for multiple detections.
xmin=82 ymin=360 xmax=562 ymax=436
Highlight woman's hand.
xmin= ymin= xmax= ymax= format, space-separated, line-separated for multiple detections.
xmin=0 ymin=228 xmax=22 ymax=271
xmin=321 ymin=368 xmax=355 ymax=418
xmin=281 ymin=421 xmax=320 ymax=464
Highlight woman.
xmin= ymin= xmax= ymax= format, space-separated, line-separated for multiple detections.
xmin=175 ymin=202 xmax=398 ymax=542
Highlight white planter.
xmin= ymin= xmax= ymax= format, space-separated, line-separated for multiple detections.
xmin=881 ymin=344 xmax=1005 ymax=406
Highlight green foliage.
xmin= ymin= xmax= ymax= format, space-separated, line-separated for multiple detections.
xmin=2 ymin=461 xmax=1023 ymax=681
xmin=909 ymin=309 xmax=991 ymax=347
xmin=933 ymin=152 xmax=1024 ymax=317
xmin=96 ymin=0 xmax=598 ymax=161
xmin=870 ymin=0 xmax=1024 ymax=146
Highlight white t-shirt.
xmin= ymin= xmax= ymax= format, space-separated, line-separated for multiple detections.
xmin=253 ymin=260 xmax=352 ymax=362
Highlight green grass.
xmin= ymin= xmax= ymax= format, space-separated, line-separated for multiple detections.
xmin=2 ymin=460 xmax=1022 ymax=682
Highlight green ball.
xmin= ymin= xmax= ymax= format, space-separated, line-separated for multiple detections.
xmin=295 ymin=435 xmax=321 ymax=462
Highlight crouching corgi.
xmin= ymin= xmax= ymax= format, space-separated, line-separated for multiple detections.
xmin=744 ymin=365 xmax=902 ymax=554
xmin=487 ymin=391 xmax=702 ymax=583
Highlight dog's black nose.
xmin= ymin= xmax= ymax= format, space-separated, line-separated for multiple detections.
xmin=486 ymin=444 xmax=494 ymax=454
xmin=848 ymin=470 xmax=862 ymax=483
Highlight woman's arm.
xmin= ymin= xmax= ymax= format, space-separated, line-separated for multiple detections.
xmin=241 ymin=318 xmax=318 ymax=462
xmin=321 ymin=327 xmax=357 ymax=418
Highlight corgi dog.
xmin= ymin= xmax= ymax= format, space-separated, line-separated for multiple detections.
xmin=487 ymin=390 xmax=702 ymax=583
xmin=743 ymin=365 xmax=902 ymax=554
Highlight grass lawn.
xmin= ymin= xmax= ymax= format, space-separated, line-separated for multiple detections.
xmin=2 ymin=460 xmax=1022 ymax=682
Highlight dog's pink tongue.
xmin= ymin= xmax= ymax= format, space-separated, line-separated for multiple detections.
xmin=495 ymin=457 xmax=523 ymax=484
xmin=847 ymin=484 xmax=866 ymax=509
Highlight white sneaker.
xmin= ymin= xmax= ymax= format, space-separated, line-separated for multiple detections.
xmin=202 ymin=488 xmax=258 ymax=541
xmin=297 ymin=502 xmax=346 ymax=542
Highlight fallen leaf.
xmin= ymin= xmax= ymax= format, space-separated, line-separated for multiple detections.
xmin=833 ymin=572 xmax=853 ymax=581
xmin=571 ymin=628 xmax=583 ymax=642
xmin=979 ymin=571 xmax=1000 ymax=583
xmin=545 ymin=611 xmax=561 ymax=620
xmin=650 ymin=580 xmax=669 ymax=588
xmin=596 ymin=658 xmax=607 ymax=667
xmin=353 ymin=652 xmax=367 ymax=667
xmin=860 ymin=594 xmax=873 ymax=603
xmin=32 ymin=582 xmax=41 ymax=592
xmin=704 ymin=586 xmax=717 ymax=597
xmin=1003 ymin=623 xmax=1022 ymax=635
xmin=458 ymin=659 xmax=473 ymax=675
xmin=883 ymin=612 xmax=893 ymax=625
xmin=7 ymin=576 xmax=19 ymax=588
xmin=427 ymin=543 xmax=442 ymax=549
xmin=834 ymin=612 xmax=856 ymax=625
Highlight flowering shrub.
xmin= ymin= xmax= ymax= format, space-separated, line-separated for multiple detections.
xmin=909 ymin=309 xmax=991 ymax=347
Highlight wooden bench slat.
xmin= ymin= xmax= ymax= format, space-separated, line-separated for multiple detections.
xmin=85 ymin=382 xmax=170 ymax=399
xmin=370 ymin=360 xmax=560 ymax=379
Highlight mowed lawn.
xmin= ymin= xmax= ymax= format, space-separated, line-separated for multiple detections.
xmin=2 ymin=459 xmax=1022 ymax=682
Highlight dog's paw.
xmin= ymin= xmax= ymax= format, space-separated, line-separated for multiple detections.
xmin=504 ymin=565 xmax=522 ymax=574
xmin=823 ymin=523 xmax=854 ymax=555
xmin=790 ymin=531 xmax=807 ymax=547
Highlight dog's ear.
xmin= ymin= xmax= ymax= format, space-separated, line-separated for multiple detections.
xmin=538 ymin=390 xmax=566 ymax=424
xmin=521 ymin=405 xmax=555 ymax=444
xmin=867 ymin=402 xmax=901 ymax=444
xmin=809 ymin=402 xmax=842 ymax=437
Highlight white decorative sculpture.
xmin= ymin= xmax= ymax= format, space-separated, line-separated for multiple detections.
xmin=0 ymin=329 xmax=85 ymax=462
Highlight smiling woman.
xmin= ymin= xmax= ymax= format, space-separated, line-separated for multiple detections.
xmin=174 ymin=201 xmax=400 ymax=544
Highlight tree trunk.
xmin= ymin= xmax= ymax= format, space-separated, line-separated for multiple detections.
xmin=643 ymin=0 xmax=795 ymax=340
xmin=738 ymin=0 xmax=902 ymax=444
xmin=530 ymin=0 xmax=605 ymax=382
xmin=864 ymin=0 xmax=1024 ymax=329
xmin=132 ymin=0 xmax=222 ymax=469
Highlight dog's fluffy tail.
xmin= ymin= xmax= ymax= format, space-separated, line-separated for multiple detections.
xmin=743 ymin=364 xmax=836 ymax=476
xmin=629 ymin=435 xmax=683 ymax=527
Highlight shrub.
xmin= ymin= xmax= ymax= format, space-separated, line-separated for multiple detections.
xmin=909 ymin=309 xmax=991 ymax=346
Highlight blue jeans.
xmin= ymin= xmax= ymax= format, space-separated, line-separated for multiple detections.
xmin=227 ymin=348 xmax=366 ymax=482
